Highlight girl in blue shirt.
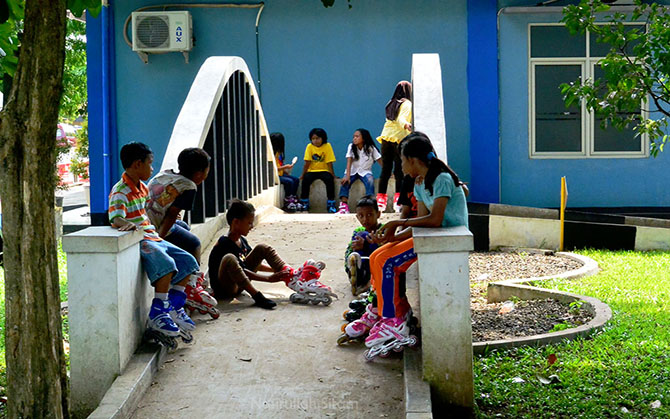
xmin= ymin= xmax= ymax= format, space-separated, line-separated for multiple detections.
xmin=364 ymin=132 xmax=468 ymax=360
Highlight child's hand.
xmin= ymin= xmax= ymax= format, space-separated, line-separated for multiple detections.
xmin=341 ymin=175 xmax=350 ymax=185
xmin=375 ymin=221 xmax=400 ymax=243
xmin=269 ymin=271 xmax=291 ymax=283
xmin=351 ymin=235 xmax=365 ymax=251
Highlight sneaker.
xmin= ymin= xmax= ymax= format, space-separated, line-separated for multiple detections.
xmin=337 ymin=202 xmax=350 ymax=214
xmin=168 ymin=289 xmax=196 ymax=331
xmin=393 ymin=192 xmax=401 ymax=213
xmin=252 ymin=291 xmax=277 ymax=309
xmin=376 ymin=193 xmax=388 ymax=213
xmin=327 ymin=200 xmax=337 ymax=213
xmin=148 ymin=298 xmax=180 ymax=337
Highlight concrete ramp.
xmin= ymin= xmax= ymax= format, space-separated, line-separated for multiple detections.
xmin=132 ymin=213 xmax=404 ymax=418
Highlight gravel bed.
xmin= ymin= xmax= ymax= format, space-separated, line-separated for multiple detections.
xmin=468 ymin=251 xmax=594 ymax=342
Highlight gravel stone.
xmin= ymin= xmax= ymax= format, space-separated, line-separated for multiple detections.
xmin=468 ymin=251 xmax=593 ymax=342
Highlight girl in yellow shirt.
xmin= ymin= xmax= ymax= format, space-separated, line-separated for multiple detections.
xmin=376 ymin=81 xmax=412 ymax=213
xmin=299 ymin=128 xmax=337 ymax=213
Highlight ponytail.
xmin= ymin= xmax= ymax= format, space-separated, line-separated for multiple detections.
xmin=425 ymin=158 xmax=460 ymax=195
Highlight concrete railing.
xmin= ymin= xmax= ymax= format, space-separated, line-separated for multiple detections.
xmin=63 ymin=227 xmax=148 ymax=417
xmin=162 ymin=56 xmax=280 ymax=223
xmin=413 ymin=226 xmax=474 ymax=410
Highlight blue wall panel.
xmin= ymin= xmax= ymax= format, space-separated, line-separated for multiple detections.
xmin=111 ymin=0 xmax=471 ymax=185
xmin=498 ymin=11 xmax=670 ymax=208
xmin=468 ymin=0 xmax=499 ymax=203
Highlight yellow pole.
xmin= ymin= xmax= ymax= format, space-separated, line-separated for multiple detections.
xmin=559 ymin=176 xmax=567 ymax=251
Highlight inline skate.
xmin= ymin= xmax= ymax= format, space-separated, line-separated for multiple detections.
xmin=363 ymin=315 xmax=417 ymax=360
xmin=285 ymin=259 xmax=337 ymax=306
xmin=145 ymin=298 xmax=180 ymax=350
xmin=337 ymin=303 xmax=380 ymax=345
xmin=347 ymin=252 xmax=371 ymax=296
xmin=168 ymin=289 xmax=196 ymax=344
xmin=341 ymin=292 xmax=370 ymax=323
xmin=185 ymin=272 xmax=220 ymax=319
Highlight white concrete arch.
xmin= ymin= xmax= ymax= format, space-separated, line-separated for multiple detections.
xmin=160 ymin=56 xmax=273 ymax=174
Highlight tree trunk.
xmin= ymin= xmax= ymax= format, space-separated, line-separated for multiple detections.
xmin=0 ymin=1 xmax=69 ymax=418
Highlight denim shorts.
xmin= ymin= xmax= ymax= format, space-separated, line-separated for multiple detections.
xmin=140 ymin=239 xmax=199 ymax=285
xmin=165 ymin=219 xmax=201 ymax=256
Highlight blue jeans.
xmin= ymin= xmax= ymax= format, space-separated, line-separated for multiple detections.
xmin=339 ymin=173 xmax=375 ymax=198
xmin=165 ymin=219 xmax=201 ymax=256
xmin=140 ymin=239 xmax=199 ymax=285
xmin=279 ymin=175 xmax=300 ymax=196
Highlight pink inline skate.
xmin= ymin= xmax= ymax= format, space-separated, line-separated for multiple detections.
xmin=284 ymin=260 xmax=337 ymax=306
xmin=337 ymin=303 xmax=380 ymax=345
xmin=363 ymin=315 xmax=417 ymax=361
xmin=185 ymin=272 xmax=220 ymax=319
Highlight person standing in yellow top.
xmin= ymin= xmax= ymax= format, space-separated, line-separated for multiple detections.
xmin=376 ymin=81 xmax=412 ymax=213
xmin=299 ymin=128 xmax=337 ymax=213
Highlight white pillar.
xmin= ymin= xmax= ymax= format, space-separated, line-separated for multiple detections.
xmin=413 ymin=226 xmax=474 ymax=409
xmin=63 ymin=227 xmax=149 ymax=416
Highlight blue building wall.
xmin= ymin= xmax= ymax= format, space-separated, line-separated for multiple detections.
xmin=109 ymin=0 xmax=471 ymax=187
xmin=498 ymin=11 xmax=670 ymax=208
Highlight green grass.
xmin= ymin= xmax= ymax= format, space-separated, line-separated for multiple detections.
xmin=0 ymin=242 xmax=69 ymax=395
xmin=474 ymin=250 xmax=670 ymax=418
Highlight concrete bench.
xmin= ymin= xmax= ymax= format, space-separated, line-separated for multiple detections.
xmin=288 ymin=177 xmax=398 ymax=213
xmin=412 ymin=226 xmax=474 ymax=410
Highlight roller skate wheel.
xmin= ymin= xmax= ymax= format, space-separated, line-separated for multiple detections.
xmin=393 ymin=345 xmax=404 ymax=352
xmin=380 ymin=349 xmax=391 ymax=357
xmin=166 ymin=337 xmax=178 ymax=351
xmin=309 ymin=299 xmax=319 ymax=305
xmin=210 ymin=308 xmax=220 ymax=320
xmin=408 ymin=336 xmax=418 ymax=347
xmin=337 ymin=334 xmax=351 ymax=346
xmin=341 ymin=323 xmax=347 ymax=332
xmin=343 ymin=310 xmax=350 ymax=319
xmin=198 ymin=309 xmax=207 ymax=315
xmin=364 ymin=349 xmax=376 ymax=361
xmin=322 ymin=296 xmax=333 ymax=306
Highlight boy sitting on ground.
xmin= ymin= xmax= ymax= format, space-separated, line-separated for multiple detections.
xmin=109 ymin=142 xmax=199 ymax=337
xmin=207 ymin=199 xmax=293 ymax=309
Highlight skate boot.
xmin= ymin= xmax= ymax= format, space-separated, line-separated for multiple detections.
xmin=185 ymin=275 xmax=220 ymax=320
xmin=283 ymin=196 xmax=296 ymax=213
xmin=285 ymin=259 xmax=337 ymax=306
xmin=300 ymin=198 xmax=310 ymax=212
xmin=337 ymin=202 xmax=350 ymax=214
xmin=342 ymin=295 xmax=369 ymax=322
xmin=168 ymin=289 xmax=196 ymax=343
xmin=145 ymin=298 xmax=180 ymax=350
xmin=347 ymin=252 xmax=371 ymax=296
xmin=364 ymin=316 xmax=418 ymax=361
xmin=327 ymin=199 xmax=337 ymax=213
xmin=337 ymin=304 xmax=380 ymax=345
xmin=376 ymin=193 xmax=388 ymax=213
xmin=287 ymin=196 xmax=300 ymax=212
xmin=393 ymin=192 xmax=401 ymax=213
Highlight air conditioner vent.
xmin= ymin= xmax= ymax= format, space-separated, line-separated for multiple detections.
xmin=131 ymin=11 xmax=192 ymax=53
xmin=135 ymin=15 xmax=170 ymax=49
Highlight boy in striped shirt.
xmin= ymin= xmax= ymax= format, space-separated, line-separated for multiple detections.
xmin=109 ymin=142 xmax=199 ymax=340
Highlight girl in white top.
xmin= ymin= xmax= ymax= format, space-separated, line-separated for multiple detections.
xmin=338 ymin=128 xmax=383 ymax=214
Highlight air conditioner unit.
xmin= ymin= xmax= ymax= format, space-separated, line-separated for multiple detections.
xmin=132 ymin=11 xmax=192 ymax=53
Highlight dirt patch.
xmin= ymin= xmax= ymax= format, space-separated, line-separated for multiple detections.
xmin=468 ymin=251 xmax=594 ymax=342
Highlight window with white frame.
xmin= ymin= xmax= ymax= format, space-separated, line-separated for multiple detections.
xmin=529 ymin=23 xmax=647 ymax=158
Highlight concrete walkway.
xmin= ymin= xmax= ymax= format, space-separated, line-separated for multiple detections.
xmin=131 ymin=212 xmax=405 ymax=418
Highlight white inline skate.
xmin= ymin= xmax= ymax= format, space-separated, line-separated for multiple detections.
xmin=363 ymin=316 xmax=417 ymax=361
xmin=185 ymin=272 xmax=220 ymax=319
xmin=285 ymin=259 xmax=337 ymax=306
